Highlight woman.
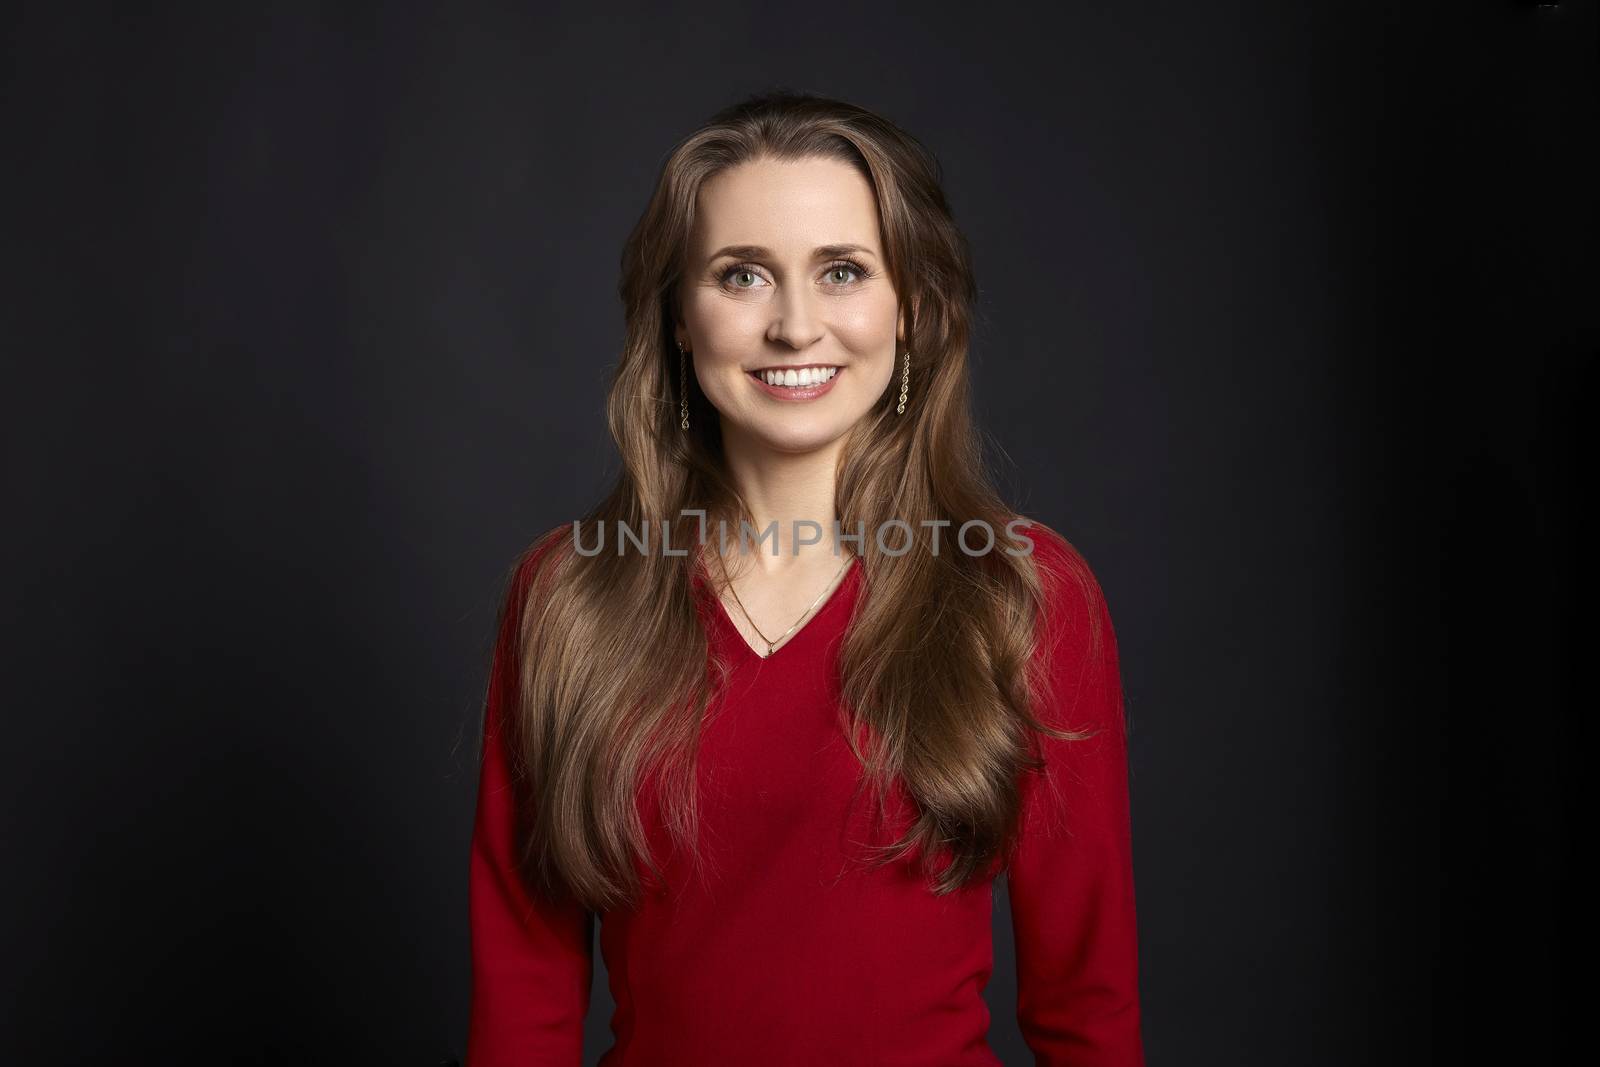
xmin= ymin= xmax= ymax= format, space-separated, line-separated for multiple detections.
xmin=467 ymin=90 xmax=1144 ymax=1066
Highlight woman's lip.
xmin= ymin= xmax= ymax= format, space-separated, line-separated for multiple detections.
xmin=747 ymin=366 xmax=843 ymax=401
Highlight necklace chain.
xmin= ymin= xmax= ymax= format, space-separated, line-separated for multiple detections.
xmin=714 ymin=550 xmax=852 ymax=658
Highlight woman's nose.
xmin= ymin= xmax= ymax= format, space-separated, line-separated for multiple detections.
xmin=766 ymin=282 xmax=825 ymax=350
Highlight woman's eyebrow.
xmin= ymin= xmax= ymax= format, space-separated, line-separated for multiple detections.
xmin=705 ymin=243 xmax=878 ymax=265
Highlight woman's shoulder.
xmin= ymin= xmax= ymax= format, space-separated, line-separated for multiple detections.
xmin=1009 ymin=516 xmax=1101 ymax=591
xmin=503 ymin=523 xmax=578 ymax=602
xmin=1007 ymin=518 xmax=1123 ymax=749
xmin=1008 ymin=515 xmax=1113 ymax=645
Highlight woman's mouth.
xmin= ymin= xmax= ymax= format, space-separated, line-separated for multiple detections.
xmin=746 ymin=364 xmax=842 ymax=401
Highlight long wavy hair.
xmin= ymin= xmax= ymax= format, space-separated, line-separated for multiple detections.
xmin=499 ymin=89 xmax=1096 ymax=912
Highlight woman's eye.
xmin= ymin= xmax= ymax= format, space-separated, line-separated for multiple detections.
xmin=721 ymin=261 xmax=867 ymax=290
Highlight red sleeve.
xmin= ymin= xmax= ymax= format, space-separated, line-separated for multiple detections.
xmin=466 ymin=549 xmax=594 ymax=1066
xmin=1007 ymin=531 xmax=1145 ymax=1066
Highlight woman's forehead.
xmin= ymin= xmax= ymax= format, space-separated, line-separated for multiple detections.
xmin=691 ymin=157 xmax=882 ymax=258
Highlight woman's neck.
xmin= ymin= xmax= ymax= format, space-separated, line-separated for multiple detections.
xmin=717 ymin=428 xmax=848 ymax=569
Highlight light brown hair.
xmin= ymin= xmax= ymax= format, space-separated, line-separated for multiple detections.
xmin=498 ymin=89 xmax=1098 ymax=912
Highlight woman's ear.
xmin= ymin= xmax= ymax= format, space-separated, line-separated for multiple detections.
xmin=897 ymin=297 xmax=919 ymax=346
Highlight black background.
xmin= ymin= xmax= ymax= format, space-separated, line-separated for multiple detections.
xmin=3 ymin=2 xmax=1590 ymax=1064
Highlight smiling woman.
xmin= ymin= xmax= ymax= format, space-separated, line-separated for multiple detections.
xmin=679 ymin=157 xmax=905 ymax=454
xmin=466 ymin=89 xmax=1145 ymax=1066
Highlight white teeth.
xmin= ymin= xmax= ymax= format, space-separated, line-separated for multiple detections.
xmin=759 ymin=366 xmax=838 ymax=387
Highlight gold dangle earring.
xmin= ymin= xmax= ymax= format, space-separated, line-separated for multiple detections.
xmin=678 ymin=341 xmax=690 ymax=430
xmin=895 ymin=348 xmax=911 ymax=415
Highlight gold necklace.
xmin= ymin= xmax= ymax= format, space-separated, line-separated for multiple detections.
xmin=714 ymin=550 xmax=852 ymax=658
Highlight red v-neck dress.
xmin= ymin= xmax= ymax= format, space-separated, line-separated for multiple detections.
xmin=467 ymin=525 xmax=1145 ymax=1066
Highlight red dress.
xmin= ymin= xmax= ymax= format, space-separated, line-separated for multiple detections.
xmin=467 ymin=524 xmax=1145 ymax=1065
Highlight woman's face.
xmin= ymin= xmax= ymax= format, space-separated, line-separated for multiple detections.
xmin=676 ymin=155 xmax=905 ymax=457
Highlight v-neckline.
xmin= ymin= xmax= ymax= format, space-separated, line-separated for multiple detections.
xmin=698 ymin=555 xmax=861 ymax=664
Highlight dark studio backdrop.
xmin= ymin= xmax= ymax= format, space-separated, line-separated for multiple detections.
xmin=2 ymin=2 xmax=1590 ymax=1064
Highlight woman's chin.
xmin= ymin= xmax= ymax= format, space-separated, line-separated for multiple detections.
xmin=730 ymin=416 xmax=857 ymax=458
